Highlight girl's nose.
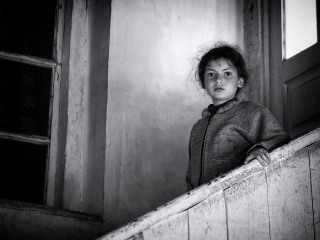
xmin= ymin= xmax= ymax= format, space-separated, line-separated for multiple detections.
xmin=215 ymin=76 xmax=223 ymax=84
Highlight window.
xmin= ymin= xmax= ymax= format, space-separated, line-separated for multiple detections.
xmin=0 ymin=0 xmax=62 ymax=205
xmin=283 ymin=0 xmax=318 ymax=59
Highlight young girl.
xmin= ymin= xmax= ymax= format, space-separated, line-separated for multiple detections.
xmin=186 ymin=42 xmax=289 ymax=190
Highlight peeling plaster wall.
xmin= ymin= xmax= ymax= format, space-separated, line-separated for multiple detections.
xmin=104 ymin=0 xmax=243 ymax=232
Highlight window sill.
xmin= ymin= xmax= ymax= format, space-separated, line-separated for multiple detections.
xmin=0 ymin=198 xmax=104 ymax=223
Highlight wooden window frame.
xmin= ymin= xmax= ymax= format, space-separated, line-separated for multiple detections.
xmin=0 ymin=0 xmax=65 ymax=206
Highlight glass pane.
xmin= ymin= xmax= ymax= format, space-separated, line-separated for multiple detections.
xmin=0 ymin=0 xmax=56 ymax=59
xmin=0 ymin=60 xmax=52 ymax=136
xmin=284 ymin=0 xmax=318 ymax=59
xmin=0 ymin=140 xmax=47 ymax=204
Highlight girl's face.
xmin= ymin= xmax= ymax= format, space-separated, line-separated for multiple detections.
xmin=204 ymin=58 xmax=244 ymax=105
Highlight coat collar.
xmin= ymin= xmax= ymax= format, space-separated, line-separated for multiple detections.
xmin=216 ymin=87 xmax=246 ymax=114
xmin=202 ymin=86 xmax=246 ymax=119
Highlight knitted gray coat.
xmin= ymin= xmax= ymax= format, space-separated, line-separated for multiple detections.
xmin=186 ymin=89 xmax=289 ymax=190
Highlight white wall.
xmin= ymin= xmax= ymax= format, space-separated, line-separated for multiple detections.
xmin=104 ymin=0 xmax=243 ymax=231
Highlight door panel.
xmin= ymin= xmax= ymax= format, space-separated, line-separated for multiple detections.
xmin=284 ymin=65 xmax=320 ymax=137
xmin=269 ymin=0 xmax=320 ymax=139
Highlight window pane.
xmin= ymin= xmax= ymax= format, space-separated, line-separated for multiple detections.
xmin=0 ymin=140 xmax=47 ymax=204
xmin=284 ymin=0 xmax=318 ymax=59
xmin=0 ymin=60 xmax=51 ymax=136
xmin=0 ymin=0 xmax=56 ymax=59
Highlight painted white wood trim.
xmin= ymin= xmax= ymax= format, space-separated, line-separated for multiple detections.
xmin=0 ymin=131 xmax=50 ymax=145
xmin=0 ymin=50 xmax=56 ymax=68
xmin=188 ymin=190 xmax=227 ymax=240
xmin=98 ymin=127 xmax=320 ymax=240
xmin=309 ymin=141 xmax=320 ymax=239
xmin=97 ymin=184 xmax=222 ymax=240
xmin=62 ymin=0 xmax=88 ymax=212
xmin=225 ymin=170 xmax=270 ymax=240
xmin=143 ymin=211 xmax=188 ymax=240
xmin=46 ymin=0 xmax=65 ymax=207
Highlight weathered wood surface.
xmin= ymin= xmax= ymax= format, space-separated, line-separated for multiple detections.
xmin=188 ymin=190 xmax=227 ymax=240
xmin=143 ymin=211 xmax=188 ymax=240
xmin=127 ymin=233 xmax=143 ymax=240
xmin=267 ymin=147 xmax=314 ymax=240
xmin=0 ymin=131 xmax=50 ymax=145
xmin=225 ymin=170 xmax=269 ymax=240
xmin=310 ymin=141 xmax=320 ymax=239
xmin=96 ymin=182 xmax=222 ymax=240
xmin=63 ymin=0 xmax=88 ymax=212
xmin=46 ymin=0 xmax=66 ymax=207
xmin=0 ymin=50 xmax=56 ymax=68
xmin=97 ymin=128 xmax=320 ymax=240
xmin=219 ymin=159 xmax=264 ymax=190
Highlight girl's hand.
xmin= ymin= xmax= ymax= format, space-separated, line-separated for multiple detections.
xmin=244 ymin=146 xmax=271 ymax=167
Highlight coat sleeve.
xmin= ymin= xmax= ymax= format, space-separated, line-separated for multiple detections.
xmin=246 ymin=106 xmax=290 ymax=155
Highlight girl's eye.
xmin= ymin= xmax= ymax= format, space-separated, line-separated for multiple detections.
xmin=207 ymin=72 xmax=214 ymax=77
xmin=224 ymin=72 xmax=232 ymax=77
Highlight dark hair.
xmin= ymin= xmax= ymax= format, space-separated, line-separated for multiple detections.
xmin=196 ymin=42 xmax=249 ymax=89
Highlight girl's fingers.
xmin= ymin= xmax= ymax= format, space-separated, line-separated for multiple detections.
xmin=266 ymin=152 xmax=271 ymax=163
xmin=261 ymin=153 xmax=270 ymax=165
xmin=244 ymin=156 xmax=252 ymax=165
xmin=245 ymin=150 xmax=271 ymax=167
xmin=256 ymin=155 xmax=266 ymax=167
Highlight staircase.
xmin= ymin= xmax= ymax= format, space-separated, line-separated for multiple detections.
xmin=97 ymin=127 xmax=320 ymax=240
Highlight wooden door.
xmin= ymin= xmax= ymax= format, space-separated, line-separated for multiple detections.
xmin=269 ymin=0 xmax=320 ymax=139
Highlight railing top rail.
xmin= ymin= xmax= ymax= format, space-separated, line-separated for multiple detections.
xmin=97 ymin=127 xmax=320 ymax=240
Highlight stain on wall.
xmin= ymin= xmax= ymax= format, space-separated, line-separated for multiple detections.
xmin=104 ymin=0 xmax=243 ymax=231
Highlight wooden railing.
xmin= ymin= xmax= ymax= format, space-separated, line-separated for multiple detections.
xmin=98 ymin=127 xmax=320 ymax=240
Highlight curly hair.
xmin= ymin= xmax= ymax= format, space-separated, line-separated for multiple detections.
xmin=195 ymin=42 xmax=249 ymax=89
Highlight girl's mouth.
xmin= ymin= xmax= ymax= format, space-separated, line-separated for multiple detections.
xmin=214 ymin=87 xmax=224 ymax=91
